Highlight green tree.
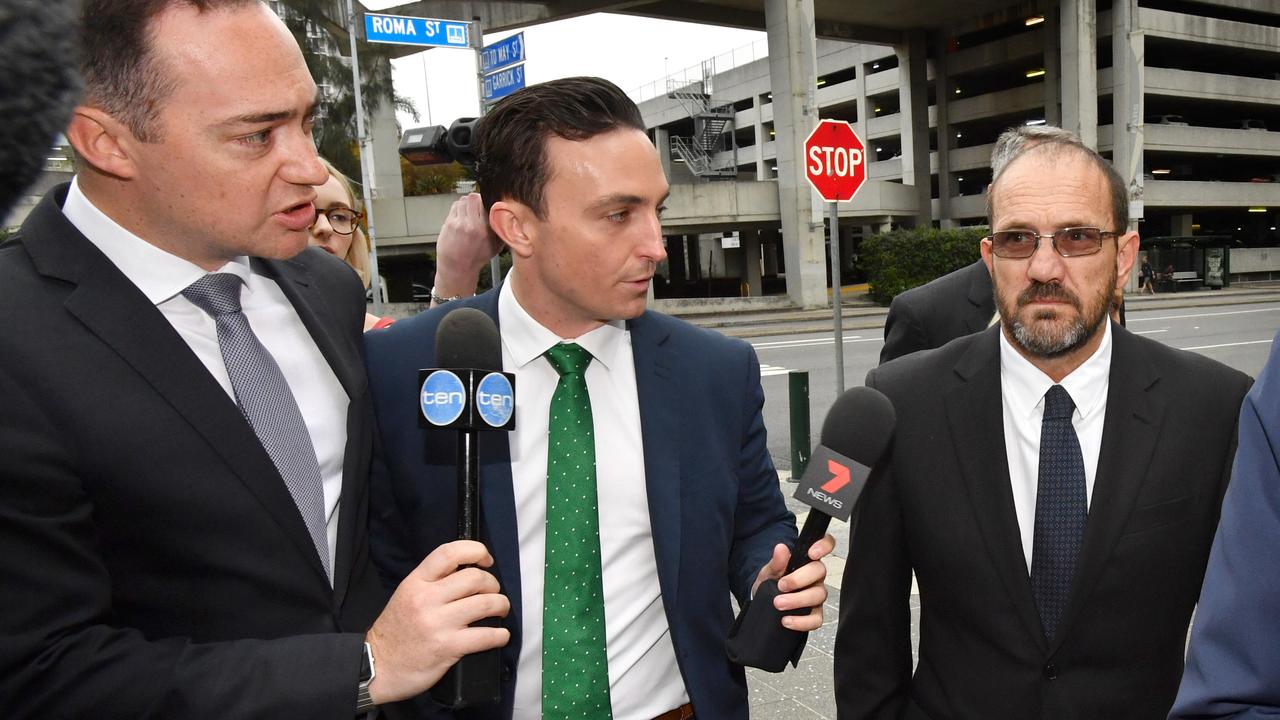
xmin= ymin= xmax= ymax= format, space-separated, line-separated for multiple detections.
xmin=860 ymin=225 xmax=988 ymax=304
xmin=280 ymin=0 xmax=417 ymax=180
xmin=401 ymin=157 xmax=469 ymax=196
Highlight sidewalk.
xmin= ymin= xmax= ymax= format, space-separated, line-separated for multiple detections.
xmin=677 ymin=281 xmax=1280 ymax=339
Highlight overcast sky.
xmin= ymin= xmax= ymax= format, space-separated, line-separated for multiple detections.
xmin=360 ymin=2 xmax=765 ymax=131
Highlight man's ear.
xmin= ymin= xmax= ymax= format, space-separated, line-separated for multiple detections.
xmin=980 ymin=237 xmax=995 ymax=277
xmin=1115 ymin=231 xmax=1140 ymax=289
xmin=489 ymin=200 xmax=536 ymax=259
xmin=66 ymin=106 xmax=141 ymax=180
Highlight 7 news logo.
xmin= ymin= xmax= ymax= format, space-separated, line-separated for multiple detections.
xmin=793 ymin=446 xmax=866 ymax=521
xmin=805 ymin=459 xmax=852 ymax=509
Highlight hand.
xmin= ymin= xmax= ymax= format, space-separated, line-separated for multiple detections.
xmin=751 ymin=534 xmax=836 ymax=632
xmin=432 ymin=193 xmax=502 ymax=305
xmin=365 ymin=540 xmax=510 ymax=704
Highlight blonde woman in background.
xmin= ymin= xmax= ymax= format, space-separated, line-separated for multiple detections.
xmin=310 ymin=158 xmax=393 ymax=331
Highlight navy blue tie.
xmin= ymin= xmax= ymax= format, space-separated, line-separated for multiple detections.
xmin=1030 ymin=384 xmax=1086 ymax=642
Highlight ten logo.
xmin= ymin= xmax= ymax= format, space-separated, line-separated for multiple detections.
xmin=420 ymin=370 xmax=466 ymax=426
xmin=476 ymin=372 xmax=515 ymax=427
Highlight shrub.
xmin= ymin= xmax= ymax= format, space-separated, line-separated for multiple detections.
xmin=860 ymin=225 xmax=988 ymax=303
xmin=401 ymin=158 xmax=468 ymax=196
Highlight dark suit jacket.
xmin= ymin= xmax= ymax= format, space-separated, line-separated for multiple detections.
xmin=1170 ymin=330 xmax=1280 ymax=719
xmin=364 ymin=288 xmax=796 ymax=719
xmin=836 ymin=324 xmax=1252 ymax=720
xmin=0 ymin=186 xmax=387 ymax=719
xmin=880 ymin=260 xmax=994 ymax=364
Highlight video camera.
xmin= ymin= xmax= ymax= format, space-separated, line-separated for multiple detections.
xmin=398 ymin=117 xmax=480 ymax=168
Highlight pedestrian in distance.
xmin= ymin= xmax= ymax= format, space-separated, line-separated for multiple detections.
xmin=1140 ymin=253 xmax=1157 ymax=295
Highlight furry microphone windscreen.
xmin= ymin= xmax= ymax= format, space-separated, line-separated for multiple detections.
xmin=0 ymin=0 xmax=81 ymax=216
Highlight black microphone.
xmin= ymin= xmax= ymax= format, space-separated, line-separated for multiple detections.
xmin=726 ymin=385 xmax=895 ymax=672
xmin=418 ymin=307 xmax=514 ymax=708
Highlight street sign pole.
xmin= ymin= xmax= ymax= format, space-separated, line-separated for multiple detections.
xmin=470 ymin=19 xmax=503 ymax=287
xmin=346 ymin=0 xmax=383 ymax=315
xmin=804 ymin=119 xmax=866 ymax=395
xmin=829 ymin=200 xmax=844 ymax=393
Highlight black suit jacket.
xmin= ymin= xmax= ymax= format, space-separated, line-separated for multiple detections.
xmin=0 ymin=186 xmax=387 ymax=718
xmin=836 ymin=324 xmax=1252 ymax=720
xmin=880 ymin=260 xmax=994 ymax=364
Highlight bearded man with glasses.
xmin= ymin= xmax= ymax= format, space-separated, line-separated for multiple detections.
xmin=835 ymin=131 xmax=1252 ymax=720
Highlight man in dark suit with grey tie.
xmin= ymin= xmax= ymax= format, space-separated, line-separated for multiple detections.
xmin=0 ymin=1 xmax=507 ymax=717
xmin=836 ymin=130 xmax=1251 ymax=719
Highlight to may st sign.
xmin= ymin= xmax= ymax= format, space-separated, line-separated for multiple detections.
xmin=481 ymin=32 xmax=524 ymax=74
xmin=804 ymin=119 xmax=867 ymax=203
xmin=364 ymin=13 xmax=470 ymax=49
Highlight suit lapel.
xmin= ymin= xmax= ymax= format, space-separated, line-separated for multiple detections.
xmin=628 ymin=312 xmax=682 ymax=604
xmin=25 ymin=192 xmax=331 ymax=589
xmin=476 ymin=290 xmax=522 ymax=633
xmin=1050 ymin=324 xmax=1164 ymax=652
xmin=944 ymin=328 xmax=1048 ymax=653
xmin=260 ymin=256 xmax=366 ymax=400
xmin=259 ymin=255 xmax=369 ymax=605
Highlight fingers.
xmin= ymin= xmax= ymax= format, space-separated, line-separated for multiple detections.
xmin=752 ymin=543 xmax=792 ymax=597
xmin=781 ymin=605 xmax=825 ymax=632
xmin=410 ymin=540 xmax=494 ymax=583
xmin=808 ymin=533 xmax=836 ymax=561
xmin=453 ymin=624 xmax=512 ymax=657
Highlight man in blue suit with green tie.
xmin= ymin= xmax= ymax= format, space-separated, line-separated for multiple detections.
xmin=364 ymin=76 xmax=833 ymax=719
xmin=1169 ymin=332 xmax=1279 ymax=719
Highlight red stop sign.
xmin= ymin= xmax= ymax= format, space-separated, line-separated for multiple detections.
xmin=804 ymin=119 xmax=867 ymax=202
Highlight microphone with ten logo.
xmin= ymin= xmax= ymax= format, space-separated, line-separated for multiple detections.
xmin=418 ymin=308 xmax=515 ymax=708
xmin=725 ymin=385 xmax=895 ymax=672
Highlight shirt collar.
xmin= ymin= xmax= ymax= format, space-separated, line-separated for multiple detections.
xmin=497 ymin=269 xmax=628 ymax=371
xmin=62 ymin=176 xmax=254 ymax=305
xmin=999 ymin=320 xmax=1112 ymax=421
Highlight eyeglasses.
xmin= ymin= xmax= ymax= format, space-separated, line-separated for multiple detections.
xmin=315 ymin=206 xmax=363 ymax=235
xmin=986 ymin=227 xmax=1120 ymax=259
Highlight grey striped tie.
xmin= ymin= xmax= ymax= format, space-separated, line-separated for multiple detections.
xmin=183 ymin=273 xmax=332 ymax=583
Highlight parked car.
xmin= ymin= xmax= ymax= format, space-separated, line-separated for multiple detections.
xmin=1241 ymin=118 xmax=1268 ymax=131
xmin=1148 ymin=114 xmax=1189 ymax=126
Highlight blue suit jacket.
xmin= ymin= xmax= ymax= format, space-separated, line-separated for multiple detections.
xmin=364 ymin=288 xmax=796 ymax=719
xmin=1170 ymin=331 xmax=1280 ymax=719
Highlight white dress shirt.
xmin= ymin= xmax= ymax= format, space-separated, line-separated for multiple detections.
xmin=999 ymin=321 xmax=1112 ymax=573
xmin=499 ymin=276 xmax=688 ymax=720
xmin=61 ymin=178 xmax=349 ymax=572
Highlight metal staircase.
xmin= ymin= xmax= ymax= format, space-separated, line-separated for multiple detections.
xmin=667 ymin=60 xmax=737 ymax=180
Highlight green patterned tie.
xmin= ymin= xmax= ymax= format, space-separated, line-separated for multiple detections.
xmin=542 ymin=343 xmax=612 ymax=719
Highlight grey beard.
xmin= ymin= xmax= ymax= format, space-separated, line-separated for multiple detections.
xmin=1008 ymin=313 xmax=1092 ymax=358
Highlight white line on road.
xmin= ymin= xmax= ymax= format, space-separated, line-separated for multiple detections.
xmin=753 ymin=336 xmax=882 ymax=351
xmin=1128 ymin=306 xmax=1280 ymax=323
xmin=1180 ymin=339 xmax=1275 ymax=351
xmin=1133 ymin=329 xmax=1167 ymax=335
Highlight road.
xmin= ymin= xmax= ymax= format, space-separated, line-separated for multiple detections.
xmin=753 ymin=300 xmax=1280 ymax=474
xmin=741 ymin=300 xmax=1278 ymax=719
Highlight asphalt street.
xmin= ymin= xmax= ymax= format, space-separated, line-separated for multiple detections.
xmin=741 ymin=299 xmax=1279 ymax=718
